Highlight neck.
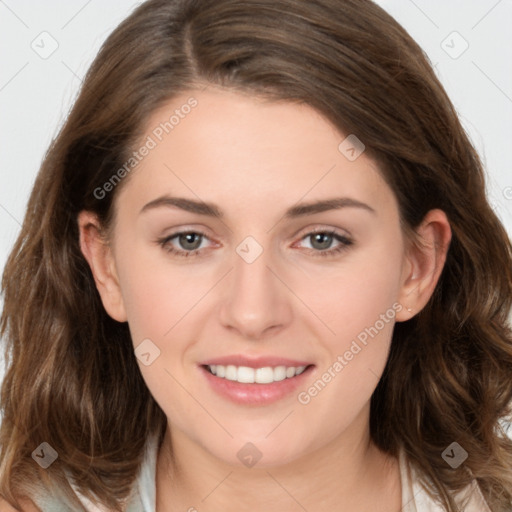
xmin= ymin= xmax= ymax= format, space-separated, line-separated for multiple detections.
xmin=155 ymin=408 xmax=401 ymax=512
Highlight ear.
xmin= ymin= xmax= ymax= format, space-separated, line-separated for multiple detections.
xmin=395 ymin=209 xmax=452 ymax=322
xmin=77 ymin=210 xmax=127 ymax=322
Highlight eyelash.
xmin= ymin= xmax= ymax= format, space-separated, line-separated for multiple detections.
xmin=156 ymin=228 xmax=354 ymax=259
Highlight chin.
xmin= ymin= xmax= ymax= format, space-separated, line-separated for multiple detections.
xmin=203 ymin=433 xmax=313 ymax=470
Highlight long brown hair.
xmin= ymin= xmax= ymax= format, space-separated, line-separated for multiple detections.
xmin=1 ymin=0 xmax=511 ymax=510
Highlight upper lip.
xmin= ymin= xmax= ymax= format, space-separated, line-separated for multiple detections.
xmin=199 ymin=355 xmax=313 ymax=368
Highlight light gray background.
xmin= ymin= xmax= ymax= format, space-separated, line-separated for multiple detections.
xmin=0 ymin=1 xmax=511 ymax=416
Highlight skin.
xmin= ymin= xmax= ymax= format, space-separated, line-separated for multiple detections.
xmin=77 ymin=86 xmax=451 ymax=512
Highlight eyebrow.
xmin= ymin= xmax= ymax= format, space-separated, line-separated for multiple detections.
xmin=139 ymin=195 xmax=376 ymax=218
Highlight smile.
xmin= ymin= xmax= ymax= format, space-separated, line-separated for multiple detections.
xmin=206 ymin=364 xmax=307 ymax=384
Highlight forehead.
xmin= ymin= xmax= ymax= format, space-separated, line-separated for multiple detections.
xmin=115 ymin=87 xmax=396 ymax=221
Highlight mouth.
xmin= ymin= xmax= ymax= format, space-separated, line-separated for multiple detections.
xmin=198 ymin=357 xmax=315 ymax=405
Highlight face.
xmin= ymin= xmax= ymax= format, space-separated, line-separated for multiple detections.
xmin=97 ymin=87 xmax=413 ymax=467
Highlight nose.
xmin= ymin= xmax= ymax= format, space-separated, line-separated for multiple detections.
xmin=218 ymin=239 xmax=293 ymax=340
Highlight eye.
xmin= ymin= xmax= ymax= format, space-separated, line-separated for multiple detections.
xmin=294 ymin=229 xmax=354 ymax=257
xmin=156 ymin=230 xmax=212 ymax=258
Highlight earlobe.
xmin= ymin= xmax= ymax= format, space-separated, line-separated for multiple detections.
xmin=77 ymin=210 xmax=128 ymax=322
xmin=395 ymin=209 xmax=452 ymax=322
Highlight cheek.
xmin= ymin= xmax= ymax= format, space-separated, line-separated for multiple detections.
xmin=294 ymin=295 xmax=399 ymax=453
xmin=114 ymin=243 xmax=206 ymax=344
xmin=296 ymin=237 xmax=404 ymax=343
xmin=332 ymin=266 xmax=401 ymax=339
xmin=114 ymin=250 xmax=202 ymax=426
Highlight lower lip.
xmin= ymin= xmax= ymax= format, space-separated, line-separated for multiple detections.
xmin=199 ymin=365 xmax=315 ymax=406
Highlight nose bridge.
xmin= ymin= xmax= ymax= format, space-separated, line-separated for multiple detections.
xmin=219 ymin=234 xmax=290 ymax=337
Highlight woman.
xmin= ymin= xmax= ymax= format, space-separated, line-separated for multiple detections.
xmin=1 ymin=0 xmax=511 ymax=511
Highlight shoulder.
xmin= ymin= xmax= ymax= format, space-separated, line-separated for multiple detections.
xmin=398 ymin=447 xmax=492 ymax=512
xmin=0 ymin=497 xmax=40 ymax=512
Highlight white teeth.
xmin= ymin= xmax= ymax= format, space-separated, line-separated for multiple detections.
xmin=237 ymin=366 xmax=255 ymax=383
xmin=296 ymin=365 xmax=306 ymax=375
xmin=225 ymin=365 xmax=237 ymax=381
xmin=273 ymin=366 xmax=287 ymax=381
xmin=206 ymin=364 xmax=309 ymax=383
xmin=255 ymin=366 xmax=273 ymax=384
xmin=286 ymin=367 xmax=296 ymax=378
